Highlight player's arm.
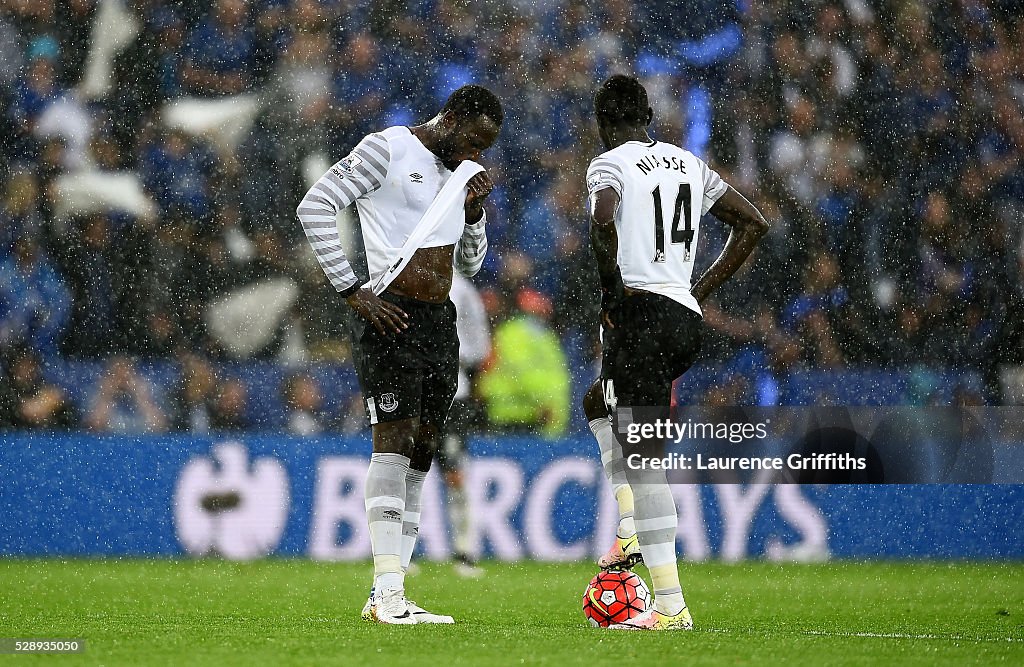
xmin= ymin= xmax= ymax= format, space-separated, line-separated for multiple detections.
xmin=691 ymin=185 xmax=770 ymax=303
xmin=589 ymin=186 xmax=625 ymax=327
xmin=296 ymin=133 xmax=408 ymax=334
xmin=454 ymin=172 xmax=493 ymax=277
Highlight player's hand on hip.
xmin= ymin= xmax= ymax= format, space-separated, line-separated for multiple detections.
xmin=346 ymin=288 xmax=409 ymax=335
xmin=601 ymin=286 xmax=635 ymax=329
xmin=690 ymin=281 xmax=711 ymax=304
xmin=464 ymin=172 xmax=493 ymax=222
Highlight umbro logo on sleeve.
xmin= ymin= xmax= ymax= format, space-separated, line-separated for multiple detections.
xmin=409 ymin=172 xmax=423 ymax=183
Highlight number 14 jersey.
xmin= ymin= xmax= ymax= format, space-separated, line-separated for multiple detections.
xmin=586 ymin=140 xmax=729 ymax=316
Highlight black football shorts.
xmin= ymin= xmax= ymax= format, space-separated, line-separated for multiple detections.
xmin=600 ymin=290 xmax=703 ymax=411
xmin=353 ymin=291 xmax=459 ymax=428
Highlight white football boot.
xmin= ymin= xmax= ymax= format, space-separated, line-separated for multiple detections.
xmin=405 ymin=599 xmax=455 ymax=624
xmin=369 ymin=587 xmax=417 ymax=625
xmin=362 ymin=585 xmax=454 ymax=624
xmin=360 ymin=586 xmax=374 ymax=621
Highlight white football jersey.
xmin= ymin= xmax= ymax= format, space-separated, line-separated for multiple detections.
xmin=586 ymin=140 xmax=729 ymax=315
xmin=297 ymin=126 xmax=486 ymax=293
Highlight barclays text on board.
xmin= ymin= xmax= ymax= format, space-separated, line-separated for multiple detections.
xmin=1 ymin=434 xmax=1022 ymax=560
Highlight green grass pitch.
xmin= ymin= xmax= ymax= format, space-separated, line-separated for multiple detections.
xmin=0 ymin=560 xmax=1021 ymax=666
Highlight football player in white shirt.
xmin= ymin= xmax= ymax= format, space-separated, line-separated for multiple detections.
xmin=582 ymin=76 xmax=769 ymax=630
xmin=297 ymin=86 xmax=502 ymax=624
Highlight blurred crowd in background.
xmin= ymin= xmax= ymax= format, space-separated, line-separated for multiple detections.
xmin=2 ymin=0 xmax=1023 ymax=434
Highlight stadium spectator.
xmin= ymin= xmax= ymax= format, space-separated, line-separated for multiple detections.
xmin=167 ymin=356 xmax=253 ymax=432
xmin=330 ymin=32 xmax=388 ymax=148
xmin=169 ymin=354 xmax=218 ymax=433
xmin=918 ymin=191 xmax=970 ymax=307
xmin=85 ymin=356 xmax=168 ymax=433
xmin=88 ymin=125 xmax=128 ymax=171
xmin=702 ymin=240 xmax=802 ymax=376
xmin=768 ymin=95 xmax=824 ymax=205
xmin=0 ymin=11 xmax=24 ymax=91
xmin=210 ymin=377 xmax=250 ymax=431
xmin=10 ymin=38 xmax=92 ymax=169
xmin=479 ymin=289 xmax=571 ymax=437
xmin=34 ymin=135 xmax=66 ymax=193
xmin=0 ymin=346 xmax=78 ymax=430
xmin=252 ymin=28 xmax=334 ymax=232
xmin=181 ymin=0 xmax=256 ymax=97
xmin=281 ymin=372 xmax=324 ymax=436
xmin=149 ymin=7 xmax=186 ymax=99
xmin=55 ymin=0 xmax=97 ymax=88
xmin=782 ymin=251 xmax=848 ymax=368
xmin=0 ymin=170 xmax=44 ymax=253
xmin=103 ymin=6 xmax=181 ymax=158
xmin=0 ymin=235 xmax=71 ymax=357
xmin=140 ymin=130 xmax=217 ymax=223
xmin=0 ymin=0 xmax=1020 ymax=407
xmin=8 ymin=46 xmax=64 ymax=133
xmin=515 ymin=173 xmax=578 ymax=286
xmin=53 ymin=215 xmax=123 ymax=357
xmin=551 ymin=211 xmax=600 ymax=345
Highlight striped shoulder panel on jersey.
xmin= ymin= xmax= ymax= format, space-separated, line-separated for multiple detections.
xmin=323 ymin=133 xmax=390 ymax=192
xmin=589 ymin=157 xmax=625 ymax=177
xmin=350 ymin=133 xmax=390 ymax=183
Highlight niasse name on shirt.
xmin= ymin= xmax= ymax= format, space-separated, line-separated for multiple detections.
xmin=636 ymin=154 xmax=688 ymax=175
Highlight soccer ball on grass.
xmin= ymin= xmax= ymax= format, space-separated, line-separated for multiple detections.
xmin=582 ymin=569 xmax=650 ymax=627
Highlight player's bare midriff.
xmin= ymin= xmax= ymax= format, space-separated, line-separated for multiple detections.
xmin=386 ymin=245 xmax=456 ymax=303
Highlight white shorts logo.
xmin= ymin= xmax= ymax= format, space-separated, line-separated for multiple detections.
xmin=380 ymin=393 xmax=399 ymax=413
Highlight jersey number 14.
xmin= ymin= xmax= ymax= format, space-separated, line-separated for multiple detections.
xmin=651 ymin=184 xmax=693 ymax=263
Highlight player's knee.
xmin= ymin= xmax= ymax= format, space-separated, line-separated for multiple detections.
xmin=410 ymin=422 xmax=442 ymax=471
xmin=410 ymin=447 xmax=433 ymax=472
xmin=416 ymin=422 xmax=441 ymax=449
xmin=372 ymin=419 xmax=419 ymax=458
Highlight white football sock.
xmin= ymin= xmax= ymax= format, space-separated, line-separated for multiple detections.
xmin=589 ymin=417 xmax=636 ymax=539
xmin=630 ymin=466 xmax=685 ymax=616
xmin=400 ymin=468 xmax=427 ymax=571
xmin=365 ymin=452 xmax=409 ymax=592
